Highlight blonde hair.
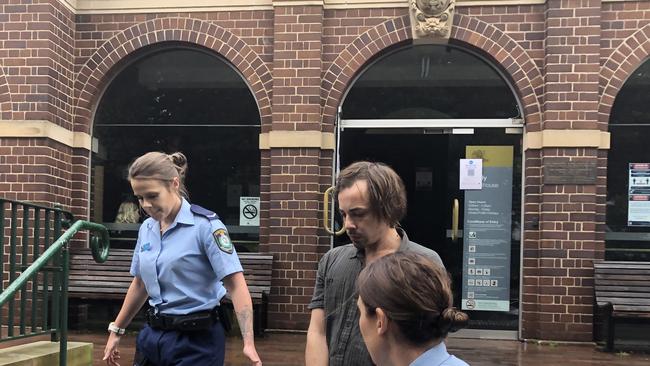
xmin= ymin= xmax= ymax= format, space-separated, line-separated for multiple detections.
xmin=115 ymin=201 xmax=140 ymax=223
xmin=128 ymin=151 xmax=189 ymax=199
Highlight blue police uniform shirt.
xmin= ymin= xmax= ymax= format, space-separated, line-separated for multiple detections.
xmin=410 ymin=341 xmax=469 ymax=366
xmin=130 ymin=198 xmax=243 ymax=315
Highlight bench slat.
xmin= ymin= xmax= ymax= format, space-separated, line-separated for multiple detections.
xmin=596 ymin=286 xmax=650 ymax=293
xmin=595 ymin=291 xmax=650 ymax=298
xmin=593 ymin=279 xmax=649 ymax=287
xmin=612 ymin=305 xmax=650 ymax=312
xmin=611 ymin=311 xmax=650 ymax=318
xmin=595 ymin=274 xmax=650 ymax=281
xmin=597 ymin=297 xmax=650 ymax=305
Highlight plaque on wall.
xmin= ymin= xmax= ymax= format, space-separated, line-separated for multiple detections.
xmin=543 ymin=161 xmax=597 ymax=184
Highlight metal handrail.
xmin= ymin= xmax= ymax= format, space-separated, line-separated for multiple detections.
xmin=0 ymin=198 xmax=110 ymax=366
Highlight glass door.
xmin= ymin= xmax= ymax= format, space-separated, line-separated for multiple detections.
xmin=337 ymin=126 xmax=522 ymax=331
xmin=443 ymin=129 xmax=522 ymax=331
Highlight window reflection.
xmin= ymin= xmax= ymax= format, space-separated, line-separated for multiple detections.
xmin=343 ymin=44 xmax=519 ymax=119
xmin=606 ymin=59 xmax=650 ymax=261
xmin=91 ymin=47 xmax=260 ymax=251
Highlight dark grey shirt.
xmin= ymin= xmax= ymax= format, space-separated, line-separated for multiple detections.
xmin=308 ymin=228 xmax=443 ymax=366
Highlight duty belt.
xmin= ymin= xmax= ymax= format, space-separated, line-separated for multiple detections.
xmin=145 ymin=307 xmax=220 ymax=332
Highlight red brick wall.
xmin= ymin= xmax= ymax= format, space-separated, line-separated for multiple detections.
xmin=74 ymin=11 xmax=273 ymax=73
xmin=461 ymin=5 xmax=546 ymax=70
xmin=0 ymin=67 xmax=11 ymax=119
xmin=0 ymin=0 xmax=75 ymax=128
xmin=521 ymin=0 xmax=603 ymax=342
xmin=0 ymin=138 xmax=74 ymax=205
xmin=267 ymin=148 xmax=324 ymax=329
xmin=2 ymin=0 xmax=650 ymax=340
xmin=266 ymin=5 xmax=325 ymax=329
xmin=601 ymin=1 xmax=650 ymax=63
xmin=599 ymin=2 xmax=650 ymax=127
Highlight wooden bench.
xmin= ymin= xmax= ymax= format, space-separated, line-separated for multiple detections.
xmin=69 ymin=248 xmax=133 ymax=300
xmin=222 ymin=253 xmax=273 ymax=336
xmin=594 ymin=261 xmax=650 ymax=351
xmin=68 ymin=248 xmax=273 ymax=335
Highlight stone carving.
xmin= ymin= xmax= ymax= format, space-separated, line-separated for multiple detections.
xmin=409 ymin=0 xmax=455 ymax=42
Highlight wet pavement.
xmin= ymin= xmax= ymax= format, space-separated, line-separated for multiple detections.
xmin=66 ymin=331 xmax=650 ymax=366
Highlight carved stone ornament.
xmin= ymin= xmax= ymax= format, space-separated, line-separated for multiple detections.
xmin=409 ymin=0 xmax=455 ymax=42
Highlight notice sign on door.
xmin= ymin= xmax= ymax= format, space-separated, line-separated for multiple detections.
xmin=462 ymin=146 xmax=513 ymax=312
xmin=628 ymin=163 xmax=650 ymax=226
xmin=460 ymin=159 xmax=483 ymax=190
xmin=240 ymin=197 xmax=260 ymax=226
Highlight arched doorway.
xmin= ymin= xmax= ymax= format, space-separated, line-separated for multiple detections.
xmin=336 ymin=44 xmax=522 ymax=336
xmin=606 ymin=59 xmax=650 ymax=262
xmin=91 ymin=46 xmax=261 ymax=251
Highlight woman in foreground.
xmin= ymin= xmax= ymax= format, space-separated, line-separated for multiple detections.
xmin=356 ymin=251 xmax=470 ymax=366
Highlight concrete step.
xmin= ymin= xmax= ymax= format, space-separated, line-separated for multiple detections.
xmin=0 ymin=341 xmax=92 ymax=366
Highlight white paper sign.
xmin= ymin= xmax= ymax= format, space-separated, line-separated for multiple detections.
xmin=628 ymin=163 xmax=650 ymax=226
xmin=460 ymin=159 xmax=483 ymax=190
xmin=239 ymin=197 xmax=260 ymax=226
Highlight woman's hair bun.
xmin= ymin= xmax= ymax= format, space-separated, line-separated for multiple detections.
xmin=439 ymin=307 xmax=469 ymax=334
xmin=169 ymin=152 xmax=187 ymax=179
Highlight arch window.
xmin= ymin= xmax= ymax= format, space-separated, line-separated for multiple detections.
xmin=91 ymin=47 xmax=260 ymax=250
xmin=606 ymin=59 xmax=650 ymax=260
xmin=342 ymin=44 xmax=520 ymax=120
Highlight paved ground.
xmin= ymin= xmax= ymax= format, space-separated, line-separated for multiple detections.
xmin=67 ymin=331 xmax=650 ymax=366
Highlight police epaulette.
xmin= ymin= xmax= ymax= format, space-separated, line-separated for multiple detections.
xmin=190 ymin=204 xmax=220 ymax=220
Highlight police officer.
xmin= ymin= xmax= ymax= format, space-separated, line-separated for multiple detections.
xmin=103 ymin=151 xmax=262 ymax=366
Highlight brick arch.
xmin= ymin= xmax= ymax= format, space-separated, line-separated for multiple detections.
xmin=321 ymin=14 xmax=543 ymax=128
xmin=0 ymin=65 xmax=11 ymax=120
xmin=73 ymin=17 xmax=272 ymax=133
xmin=598 ymin=24 xmax=650 ymax=127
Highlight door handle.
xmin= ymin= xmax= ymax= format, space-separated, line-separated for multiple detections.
xmin=451 ymin=198 xmax=459 ymax=242
xmin=323 ymin=187 xmax=346 ymax=236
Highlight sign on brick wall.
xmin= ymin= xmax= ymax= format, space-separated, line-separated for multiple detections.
xmin=543 ymin=161 xmax=597 ymax=185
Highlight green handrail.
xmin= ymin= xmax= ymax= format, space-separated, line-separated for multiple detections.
xmin=0 ymin=198 xmax=110 ymax=366
xmin=0 ymin=220 xmax=110 ymax=305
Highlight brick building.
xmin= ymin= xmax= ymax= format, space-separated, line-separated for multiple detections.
xmin=1 ymin=0 xmax=649 ymax=343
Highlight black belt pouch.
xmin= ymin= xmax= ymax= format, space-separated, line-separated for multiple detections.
xmin=171 ymin=312 xmax=214 ymax=332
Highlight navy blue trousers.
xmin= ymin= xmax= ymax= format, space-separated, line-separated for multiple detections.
xmin=134 ymin=322 xmax=225 ymax=366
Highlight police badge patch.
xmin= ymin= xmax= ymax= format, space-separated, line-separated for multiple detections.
xmin=213 ymin=228 xmax=233 ymax=254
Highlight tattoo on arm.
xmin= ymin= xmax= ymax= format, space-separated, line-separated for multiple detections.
xmin=236 ymin=305 xmax=254 ymax=339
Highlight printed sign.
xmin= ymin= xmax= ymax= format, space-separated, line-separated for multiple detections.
xmin=460 ymin=159 xmax=483 ymax=190
xmin=239 ymin=197 xmax=260 ymax=226
xmin=628 ymin=163 xmax=650 ymax=226
xmin=461 ymin=146 xmax=513 ymax=312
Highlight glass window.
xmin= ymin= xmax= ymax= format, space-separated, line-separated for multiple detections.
xmin=91 ymin=47 xmax=260 ymax=251
xmin=342 ymin=44 xmax=520 ymax=119
xmin=606 ymin=59 xmax=650 ymax=261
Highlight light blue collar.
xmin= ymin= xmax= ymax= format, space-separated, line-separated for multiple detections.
xmin=175 ymin=198 xmax=194 ymax=226
xmin=410 ymin=341 xmax=451 ymax=366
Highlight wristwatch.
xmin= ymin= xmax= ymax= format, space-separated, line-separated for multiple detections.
xmin=107 ymin=322 xmax=126 ymax=335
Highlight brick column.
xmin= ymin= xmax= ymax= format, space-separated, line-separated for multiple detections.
xmin=0 ymin=1 xmax=79 ymax=210
xmin=521 ymin=0 xmax=602 ymax=341
xmin=265 ymin=1 xmax=324 ymax=330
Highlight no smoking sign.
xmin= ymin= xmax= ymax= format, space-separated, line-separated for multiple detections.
xmin=239 ymin=197 xmax=260 ymax=226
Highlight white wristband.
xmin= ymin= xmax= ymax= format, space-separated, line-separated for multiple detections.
xmin=108 ymin=322 xmax=126 ymax=335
